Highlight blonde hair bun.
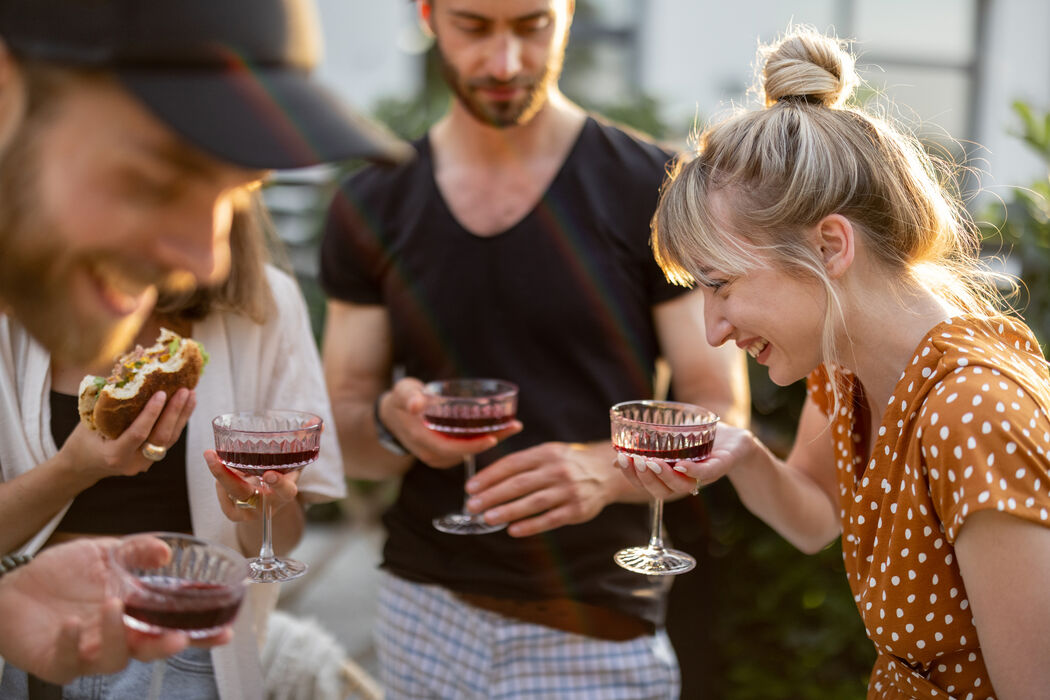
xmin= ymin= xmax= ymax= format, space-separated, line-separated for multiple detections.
xmin=760 ymin=26 xmax=857 ymax=108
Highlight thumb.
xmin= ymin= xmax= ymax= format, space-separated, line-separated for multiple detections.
xmin=46 ymin=617 xmax=85 ymax=684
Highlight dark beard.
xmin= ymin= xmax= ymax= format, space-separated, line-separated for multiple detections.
xmin=0 ymin=120 xmax=149 ymax=366
xmin=433 ymin=31 xmax=568 ymax=128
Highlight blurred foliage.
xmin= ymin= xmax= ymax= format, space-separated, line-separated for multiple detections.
xmin=665 ymin=364 xmax=872 ymax=699
xmin=979 ymin=100 xmax=1050 ymax=351
xmin=698 ymin=487 xmax=874 ymax=700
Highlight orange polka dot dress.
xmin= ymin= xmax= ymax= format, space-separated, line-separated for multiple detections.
xmin=807 ymin=315 xmax=1050 ymax=699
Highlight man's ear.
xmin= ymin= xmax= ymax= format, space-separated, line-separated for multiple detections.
xmin=815 ymin=213 xmax=855 ymax=279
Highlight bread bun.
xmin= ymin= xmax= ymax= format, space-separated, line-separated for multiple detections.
xmin=78 ymin=328 xmax=206 ymax=439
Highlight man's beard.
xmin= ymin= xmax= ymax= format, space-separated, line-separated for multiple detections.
xmin=434 ymin=33 xmax=568 ymax=128
xmin=0 ymin=123 xmax=155 ymax=368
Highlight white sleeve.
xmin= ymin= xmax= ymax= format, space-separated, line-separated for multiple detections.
xmin=257 ymin=266 xmax=347 ymax=504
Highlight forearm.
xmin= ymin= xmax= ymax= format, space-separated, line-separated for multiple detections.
xmin=0 ymin=455 xmax=97 ymax=552
xmin=956 ymin=511 xmax=1050 ymax=699
xmin=331 ymin=395 xmax=414 ymax=481
xmin=727 ymin=435 xmax=841 ymax=554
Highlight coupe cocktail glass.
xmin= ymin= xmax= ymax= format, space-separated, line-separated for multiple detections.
xmin=110 ymin=531 xmax=248 ymax=638
xmin=610 ymin=400 xmax=718 ymax=575
xmin=212 ymin=410 xmax=322 ymax=582
xmin=110 ymin=531 xmax=248 ymax=699
xmin=423 ymin=379 xmax=518 ymax=535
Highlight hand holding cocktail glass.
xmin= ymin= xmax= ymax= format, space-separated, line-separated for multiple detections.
xmin=109 ymin=532 xmax=247 ymax=699
xmin=211 ymin=410 xmax=322 ymax=582
xmin=423 ymin=379 xmax=519 ymax=535
xmin=610 ymin=400 xmax=719 ymax=575
xmin=110 ymin=532 xmax=248 ymax=640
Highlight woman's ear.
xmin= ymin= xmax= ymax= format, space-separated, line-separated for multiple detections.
xmin=815 ymin=213 xmax=855 ymax=279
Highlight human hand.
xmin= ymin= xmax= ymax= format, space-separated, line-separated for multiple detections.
xmin=61 ymin=388 xmax=196 ymax=483
xmin=617 ymin=423 xmax=755 ymax=499
xmin=382 ymin=378 xmax=523 ymax=468
xmin=0 ymin=537 xmax=231 ymax=685
xmin=463 ymin=442 xmax=621 ymax=537
xmin=205 ymin=449 xmax=301 ymax=522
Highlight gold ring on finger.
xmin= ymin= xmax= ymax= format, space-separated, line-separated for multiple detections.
xmin=141 ymin=442 xmax=167 ymax=461
xmin=231 ymin=490 xmax=260 ymax=510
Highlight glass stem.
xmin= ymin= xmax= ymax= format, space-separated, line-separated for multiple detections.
xmin=461 ymin=453 xmax=477 ymax=515
xmin=648 ymin=497 xmax=666 ymax=550
xmin=258 ymin=491 xmax=275 ymax=561
xmin=146 ymin=659 xmax=166 ymax=700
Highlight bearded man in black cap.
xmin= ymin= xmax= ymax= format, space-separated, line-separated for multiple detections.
xmin=0 ymin=0 xmax=408 ymax=690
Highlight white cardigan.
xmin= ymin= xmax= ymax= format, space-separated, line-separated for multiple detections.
xmin=0 ymin=265 xmax=347 ymax=699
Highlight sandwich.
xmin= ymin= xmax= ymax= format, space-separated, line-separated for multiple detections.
xmin=79 ymin=328 xmax=207 ymax=439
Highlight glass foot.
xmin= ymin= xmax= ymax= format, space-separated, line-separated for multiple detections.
xmin=433 ymin=512 xmax=506 ymax=535
xmin=122 ymin=615 xmax=232 ymax=640
xmin=247 ymin=556 xmax=308 ymax=583
xmin=614 ymin=546 xmax=695 ymax=576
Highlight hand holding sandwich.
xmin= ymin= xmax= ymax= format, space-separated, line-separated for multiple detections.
xmin=0 ymin=329 xmax=202 ymax=554
xmin=61 ymin=388 xmax=196 ymax=485
xmin=63 ymin=327 xmax=203 ymax=484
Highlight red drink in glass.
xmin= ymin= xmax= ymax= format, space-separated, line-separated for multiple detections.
xmin=422 ymin=378 xmax=518 ymax=535
xmin=110 ymin=532 xmax=248 ymax=639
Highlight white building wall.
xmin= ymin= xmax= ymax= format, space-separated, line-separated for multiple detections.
xmin=638 ymin=0 xmax=840 ymax=133
xmin=313 ymin=0 xmax=422 ymax=112
xmin=312 ymin=1 xmax=1050 ymax=198
xmin=972 ymin=0 xmax=1050 ymax=204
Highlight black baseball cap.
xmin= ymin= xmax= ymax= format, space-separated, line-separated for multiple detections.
xmin=0 ymin=0 xmax=412 ymax=169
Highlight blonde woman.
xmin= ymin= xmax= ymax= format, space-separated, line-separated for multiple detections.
xmin=625 ymin=26 xmax=1050 ymax=699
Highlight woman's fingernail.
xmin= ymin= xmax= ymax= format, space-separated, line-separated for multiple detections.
xmin=466 ymin=498 xmax=481 ymax=511
xmin=646 ymin=460 xmax=661 ymax=474
xmin=616 ymin=453 xmax=630 ymax=469
xmin=633 ymin=457 xmax=646 ymax=473
xmin=673 ymin=465 xmax=688 ymax=474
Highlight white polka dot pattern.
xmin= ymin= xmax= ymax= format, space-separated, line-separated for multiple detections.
xmin=807 ymin=315 xmax=1050 ymax=699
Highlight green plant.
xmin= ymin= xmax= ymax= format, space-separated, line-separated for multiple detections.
xmin=979 ymin=101 xmax=1050 ymax=350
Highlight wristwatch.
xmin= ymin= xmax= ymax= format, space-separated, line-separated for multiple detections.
xmin=374 ymin=393 xmax=409 ymax=456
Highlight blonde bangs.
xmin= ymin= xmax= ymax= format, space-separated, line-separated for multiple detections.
xmin=653 ymin=157 xmax=766 ymax=288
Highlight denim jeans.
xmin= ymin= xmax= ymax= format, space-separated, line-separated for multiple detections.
xmin=0 ymin=647 xmax=219 ymax=700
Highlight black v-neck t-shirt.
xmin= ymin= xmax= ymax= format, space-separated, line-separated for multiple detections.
xmin=321 ymin=117 xmax=686 ymax=626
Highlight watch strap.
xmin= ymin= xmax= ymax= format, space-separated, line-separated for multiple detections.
xmin=374 ymin=393 xmax=409 ymax=456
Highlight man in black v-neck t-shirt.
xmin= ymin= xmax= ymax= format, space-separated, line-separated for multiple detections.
xmin=321 ymin=1 xmax=749 ymax=697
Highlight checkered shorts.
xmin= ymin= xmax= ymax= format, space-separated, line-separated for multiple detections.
xmin=374 ymin=571 xmax=680 ymax=699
